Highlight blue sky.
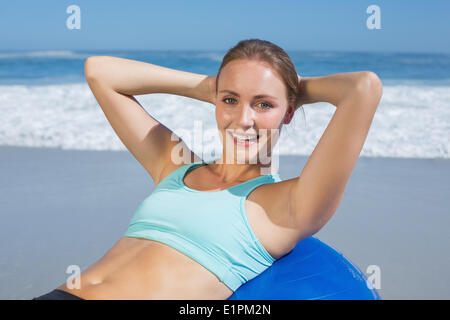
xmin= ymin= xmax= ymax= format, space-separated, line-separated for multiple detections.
xmin=1 ymin=0 xmax=449 ymax=53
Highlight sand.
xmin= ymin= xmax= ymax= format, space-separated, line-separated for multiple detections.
xmin=0 ymin=146 xmax=449 ymax=299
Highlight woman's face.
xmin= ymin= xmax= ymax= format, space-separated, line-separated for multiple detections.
xmin=215 ymin=59 xmax=293 ymax=165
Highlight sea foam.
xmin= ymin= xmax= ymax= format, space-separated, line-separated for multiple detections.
xmin=0 ymin=83 xmax=449 ymax=159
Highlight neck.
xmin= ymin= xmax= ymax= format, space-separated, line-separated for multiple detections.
xmin=207 ymin=158 xmax=275 ymax=182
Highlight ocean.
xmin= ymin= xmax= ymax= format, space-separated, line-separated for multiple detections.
xmin=0 ymin=50 xmax=449 ymax=159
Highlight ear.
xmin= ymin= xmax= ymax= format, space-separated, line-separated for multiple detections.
xmin=283 ymin=105 xmax=295 ymax=124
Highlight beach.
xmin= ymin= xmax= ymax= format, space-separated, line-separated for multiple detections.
xmin=1 ymin=0 xmax=450 ymax=303
xmin=0 ymin=145 xmax=449 ymax=299
xmin=1 ymin=49 xmax=449 ymax=300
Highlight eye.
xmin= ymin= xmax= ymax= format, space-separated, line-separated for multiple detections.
xmin=222 ymin=97 xmax=273 ymax=110
xmin=222 ymin=97 xmax=236 ymax=104
xmin=259 ymin=102 xmax=273 ymax=110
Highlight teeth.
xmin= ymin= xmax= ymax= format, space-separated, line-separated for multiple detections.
xmin=231 ymin=133 xmax=258 ymax=141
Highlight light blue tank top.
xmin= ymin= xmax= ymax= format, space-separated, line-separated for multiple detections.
xmin=123 ymin=160 xmax=282 ymax=292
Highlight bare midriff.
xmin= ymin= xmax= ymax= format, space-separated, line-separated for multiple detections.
xmin=57 ymin=236 xmax=234 ymax=300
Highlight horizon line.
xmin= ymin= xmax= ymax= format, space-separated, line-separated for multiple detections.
xmin=0 ymin=48 xmax=449 ymax=55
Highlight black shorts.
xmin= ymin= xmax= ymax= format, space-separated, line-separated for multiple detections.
xmin=32 ymin=289 xmax=84 ymax=300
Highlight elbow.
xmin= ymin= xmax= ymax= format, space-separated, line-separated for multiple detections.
xmin=84 ymin=56 xmax=107 ymax=83
xmin=84 ymin=57 xmax=97 ymax=82
xmin=355 ymin=71 xmax=383 ymax=107
xmin=366 ymin=71 xmax=383 ymax=97
xmin=357 ymin=71 xmax=382 ymax=93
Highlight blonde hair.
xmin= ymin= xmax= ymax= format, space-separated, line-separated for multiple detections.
xmin=216 ymin=39 xmax=304 ymax=116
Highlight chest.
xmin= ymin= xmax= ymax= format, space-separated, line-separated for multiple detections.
xmin=134 ymin=190 xmax=292 ymax=261
xmin=151 ymin=165 xmax=296 ymax=261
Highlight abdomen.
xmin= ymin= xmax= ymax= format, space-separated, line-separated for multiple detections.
xmin=57 ymin=237 xmax=233 ymax=299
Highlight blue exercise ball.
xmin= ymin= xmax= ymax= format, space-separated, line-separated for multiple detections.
xmin=228 ymin=236 xmax=381 ymax=300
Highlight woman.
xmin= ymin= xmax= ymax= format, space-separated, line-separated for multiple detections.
xmin=33 ymin=39 xmax=382 ymax=300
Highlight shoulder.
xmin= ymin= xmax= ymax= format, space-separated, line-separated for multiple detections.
xmin=154 ymin=153 xmax=203 ymax=187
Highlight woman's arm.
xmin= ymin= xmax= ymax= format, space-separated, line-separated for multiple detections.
xmin=285 ymin=71 xmax=383 ymax=240
xmin=84 ymin=56 xmax=214 ymax=182
xmin=85 ymin=56 xmax=215 ymax=104
xmin=296 ymin=72 xmax=370 ymax=108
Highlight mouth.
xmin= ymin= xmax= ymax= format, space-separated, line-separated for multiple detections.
xmin=228 ymin=132 xmax=260 ymax=147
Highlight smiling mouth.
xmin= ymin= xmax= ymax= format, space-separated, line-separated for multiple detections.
xmin=228 ymin=131 xmax=259 ymax=140
xmin=227 ymin=132 xmax=262 ymax=148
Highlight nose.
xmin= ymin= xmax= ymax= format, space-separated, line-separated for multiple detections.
xmin=235 ymin=103 xmax=255 ymax=128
